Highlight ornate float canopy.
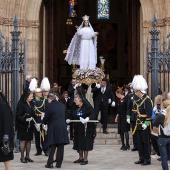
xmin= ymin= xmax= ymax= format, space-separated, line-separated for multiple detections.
xmin=72 ymin=67 xmax=105 ymax=86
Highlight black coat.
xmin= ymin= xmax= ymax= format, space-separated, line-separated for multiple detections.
xmin=92 ymin=86 xmax=115 ymax=106
xmin=117 ymin=95 xmax=130 ymax=133
xmin=16 ymin=101 xmax=34 ymax=130
xmin=71 ymin=103 xmax=96 ymax=151
xmin=71 ymin=104 xmax=96 ymax=133
xmin=0 ymin=93 xmax=14 ymax=145
xmin=126 ymin=93 xmax=139 ymax=121
xmin=0 ymin=92 xmax=14 ymax=161
xmin=43 ymin=100 xmax=69 ymax=146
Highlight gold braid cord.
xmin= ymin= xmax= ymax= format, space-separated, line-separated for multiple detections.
xmin=35 ymin=98 xmax=46 ymax=114
xmin=132 ymin=96 xmax=150 ymax=135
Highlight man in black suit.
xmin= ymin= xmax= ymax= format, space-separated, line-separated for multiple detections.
xmin=92 ymin=78 xmax=115 ymax=134
xmin=67 ymin=79 xmax=77 ymax=140
xmin=43 ymin=93 xmax=69 ymax=168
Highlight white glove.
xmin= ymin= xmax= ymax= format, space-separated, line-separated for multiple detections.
xmin=66 ymin=119 xmax=71 ymax=124
xmin=111 ymin=101 xmax=115 ymax=107
xmin=78 ymin=83 xmax=82 ymax=87
xmin=127 ymin=118 xmax=130 ymax=124
xmin=41 ymin=112 xmax=45 ymax=120
xmin=84 ymin=117 xmax=89 ymax=124
xmin=26 ymin=117 xmax=33 ymax=122
xmin=142 ymin=124 xmax=147 ymax=130
xmin=96 ymin=83 xmax=101 ymax=89
xmin=80 ymin=117 xmax=85 ymax=124
xmin=108 ymin=99 xmax=111 ymax=104
xmin=43 ymin=125 xmax=48 ymax=131
xmin=35 ymin=123 xmax=40 ymax=131
xmin=74 ymin=83 xmax=79 ymax=89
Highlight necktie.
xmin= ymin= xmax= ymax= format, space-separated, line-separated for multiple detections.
xmin=102 ymin=87 xmax=105 ymax=94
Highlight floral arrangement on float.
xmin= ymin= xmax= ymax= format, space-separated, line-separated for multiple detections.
xmin=72 ymin=67 xmax=105 ymax=86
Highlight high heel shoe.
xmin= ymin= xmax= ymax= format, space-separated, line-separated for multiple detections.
xmin=80 ymin=160 xmax=88 ymax=165
xmin=20 ymin=158 xmax=28 ymax=163
xmin=126 ymin=145 xmax=130 ymax=150
xmin=25 ymin=157 xmax=34 ymax=162
xmin=120 ymin=145 xmax=127 ymax=151
xmin=73 ymin=159 xmax=84 ymax=163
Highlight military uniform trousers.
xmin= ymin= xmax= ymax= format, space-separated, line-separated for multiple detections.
xmin=137 ymin=128 xmax=151 ymax=162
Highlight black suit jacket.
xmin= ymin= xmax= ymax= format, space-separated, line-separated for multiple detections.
xmin=43 ymin=100 xmax=69 ymax=146
xmin=92 ymin=86 xmax=115 ymax=106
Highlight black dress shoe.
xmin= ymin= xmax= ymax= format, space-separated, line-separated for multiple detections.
xmin=20 ymin=158 xmax=28 ymax=163
xmin=134 ymin=160 xmax=144 ymax=164
xmin=44 ymin=152 xmax=49 ymax=156
xmin=45 ymin=164 xmax=53 ymax=168
xmin=141 ymin=161 xmax=151 ymax=166
xmin=103 ymin=130 xmax=109 ymax=134
xmin=34 ymin=152 xmax=42 ymax=156
xmin=56 ymin=165 xmax=61 ymax=168
xmin=131 ymin=148 xmax=138 ymax=151
xmin=73 ymin=159 xmax=84 ymax=163
xmin=25 ymin=157 xmax=34 ymax=162
xmin=80 ymin=160 xmax=88 ymax=165
xmin=126 ymin=145 xmax=130 ymax=150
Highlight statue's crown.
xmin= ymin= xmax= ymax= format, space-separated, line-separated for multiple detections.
xmin=82 ymin=15 xmax=90 ymax=21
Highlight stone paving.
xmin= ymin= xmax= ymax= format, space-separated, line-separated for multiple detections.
xmin=0 ymin=143 xmax=163 ymax=170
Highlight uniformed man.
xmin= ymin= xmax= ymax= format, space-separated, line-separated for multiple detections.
xmin=41 ymin=77 xmax=51 ymax=99
xmin=126 ymin=77 xmax=139 ymax=151
xmin=33 ymin=87 xmax=48 ymax=156
xmin=130 ymin=75 xmax=153 ymax=166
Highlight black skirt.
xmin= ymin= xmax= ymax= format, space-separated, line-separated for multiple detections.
xmin=118 ymin=115 xmax=130 ymax=134
xmin=0 ymin=143 xmax=14 ymax=162
xmin=17 ymin=127 xmax=33 ymax=141
xmin=73 ymin=131 xmax=94 ymax=151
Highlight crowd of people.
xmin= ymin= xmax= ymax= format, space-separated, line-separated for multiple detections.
xmin=1 ymin=73 xmax=170 ymax=170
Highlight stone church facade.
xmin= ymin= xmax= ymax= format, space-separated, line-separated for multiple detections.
xmin=0 ymin=0 xmax=170 ymax=86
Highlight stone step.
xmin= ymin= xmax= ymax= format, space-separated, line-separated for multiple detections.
xmin=94 ymin=138 xmax=133 ymax=145
xmin=95 ymin=132 xmax=133 ymax=139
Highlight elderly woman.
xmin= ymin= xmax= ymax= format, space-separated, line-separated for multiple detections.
xmin=67 ymin=94 xmax=96 ymax=165
xmin=0 ymin=92 xmax=14 ymax=170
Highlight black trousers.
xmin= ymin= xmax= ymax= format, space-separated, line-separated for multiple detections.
xmin=131 ymin=121 xmax=138 ymax=149
xmin=47 ymin=144 xmax=64 ymax=166
xmin=94 ymin=103 xmax=109 ymax=130
xmin=137 ymin=129 xmax=151 ymax=162
xmin=34 ymin=127 xmax=48 ymax=153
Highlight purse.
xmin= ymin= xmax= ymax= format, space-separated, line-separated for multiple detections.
xmin=1 ymin=141 xmax=13 ymax=155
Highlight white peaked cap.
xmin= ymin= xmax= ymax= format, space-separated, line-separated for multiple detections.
xmin=132 ymin=75 xmax=148 ymax=93
xmin=40 ymin=77 xmax=50 ymax=91
xmin=29 ymin=78 xmax=38 ymax=92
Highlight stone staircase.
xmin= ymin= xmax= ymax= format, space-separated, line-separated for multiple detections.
xmin=94 ymin=123 xmax=133 ymax=145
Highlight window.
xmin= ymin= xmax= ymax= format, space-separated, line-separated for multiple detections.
xmin=69 ymin=0 xmax=77 ymax=17
xmin=98 ymin=0 xmax=110 ymax=19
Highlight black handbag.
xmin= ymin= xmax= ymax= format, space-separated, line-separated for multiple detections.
xmin=1 ymin=141 xmax=13 ymax=155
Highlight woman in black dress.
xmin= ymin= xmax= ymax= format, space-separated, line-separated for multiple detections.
xmin=0 ymin=92 xmax=14 ymax=170
xmin=115 ymin=89 xmax=130 ymax=150
xmin=16 ymin=91 xmax=34 ymax=163
xmin=67 ymin=94 xmax=96 ymax=165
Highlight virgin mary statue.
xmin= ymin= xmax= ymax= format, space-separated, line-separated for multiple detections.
xmin=65 ymin=15 xmax=98 ymax=70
